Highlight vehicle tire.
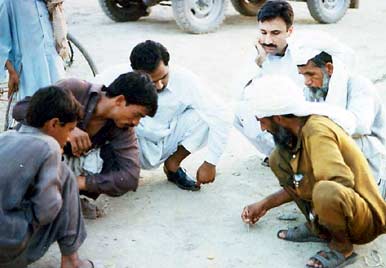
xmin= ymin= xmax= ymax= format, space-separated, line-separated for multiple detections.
xmin=172 ymin=0 xmax=227 ymax=34
xmin=307 ymin=0 xmax=350 ymax=24
xmin=230 ymin=0 xmax=265 ymax=17
xmin=98 ymin=0 xmax=149 ymax=22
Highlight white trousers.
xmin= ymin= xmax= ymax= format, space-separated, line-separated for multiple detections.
xmin=138 ymin=109 xmax=209 ymax=169
xmin=354 ymin=136 xmax=386 ymax=199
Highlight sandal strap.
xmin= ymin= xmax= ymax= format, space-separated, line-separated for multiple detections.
xmin=278 ymin=223 xmax=326 ymax=243
xmin=309 ymin=250 xmax=346 ymax=268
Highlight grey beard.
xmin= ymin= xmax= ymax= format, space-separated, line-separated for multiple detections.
xmin=307 ymin=68 xmax=330 ymax=101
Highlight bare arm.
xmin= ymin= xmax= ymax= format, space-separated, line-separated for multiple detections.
xmin=5 ymin=60 xmax=19 ymax=98
xmin=241 ymin=188 xmax=292 ymax=224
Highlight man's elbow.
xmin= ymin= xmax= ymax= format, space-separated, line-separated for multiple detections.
xmin=110 ymin=172 xmax=139 ymax=197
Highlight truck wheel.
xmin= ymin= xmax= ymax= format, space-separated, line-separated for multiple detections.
xmin=98 ymin=0 xmax=149 ymax=22
xmin=230 ymin=0 xmax=265 ymax=17
xmin=172 ymin=0 xmax=227 ymax=34
xmin=307 ymin=0 xmax=350 ymax=24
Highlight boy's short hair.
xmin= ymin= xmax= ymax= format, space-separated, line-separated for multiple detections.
xmin=26 ymin=86 xmax=83 ymax=128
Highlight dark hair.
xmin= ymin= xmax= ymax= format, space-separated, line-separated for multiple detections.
xmin=27 ymin=86 xmax=83 ymax=128
xmin=105 ymin=72 xmax=158 ymax=117
xmin=310 ymin=51 xmax=333 ymax=68
xmin=130 ymin=40 xmax=170 ymax=72
xmin=257 ymin=0 xmax=294 ymax=29
xmin=281 ymin=114 xmax=296 ymax=118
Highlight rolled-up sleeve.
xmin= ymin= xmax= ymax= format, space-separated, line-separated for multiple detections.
xmin=30 ymin=148 xmax=63 ymax=226
xmin=85 ymin=127 xmax=140 ymax=196
xmin=183 ymin=73 xmax=232 ymax=165
xmin=347 ymin=78 xmax=378 ymax=136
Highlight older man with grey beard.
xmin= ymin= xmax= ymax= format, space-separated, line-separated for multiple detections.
xmin=295 ymin=49 xmax=386 ymax=199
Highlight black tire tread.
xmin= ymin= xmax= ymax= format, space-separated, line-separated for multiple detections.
xmin=230 ymin=0 xmax=265 ymax=17
xmin=98 ymin=0 xmax=145 ymax=22
xmin=172 ymin=0 xmax=227 ymax=34
xmin=307 ymin=0 xmax=350 ymax=24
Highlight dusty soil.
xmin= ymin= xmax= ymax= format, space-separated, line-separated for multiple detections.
xmin=2 ymin=0 xmax=386 ymax=267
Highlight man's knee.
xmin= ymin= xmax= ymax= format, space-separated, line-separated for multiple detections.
xmin=312 ymin=181 xmax=353 ymax=229
xmin=313 ymin=181 xmax=344 ymax=209
xmin=269 ymin=149 xmax=280 ymax=170
xmin=269 ymin=148 xmax=292 ymax=186
xmin=179 ymin=110 xmax=209 ymax=151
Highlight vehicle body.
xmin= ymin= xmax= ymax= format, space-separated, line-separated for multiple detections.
xmin=98 ymin=0 xmax=360 ymax=34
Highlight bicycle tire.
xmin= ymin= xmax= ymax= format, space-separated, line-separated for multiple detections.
xmin=67 ymin=33 xmax=99 ymax=76
xmin=4 ymin=91 xmax=16 ymax=131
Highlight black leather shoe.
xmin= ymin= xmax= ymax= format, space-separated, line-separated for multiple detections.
xmin=261 ymin=157 xmax=270 ymax=167
xmin=164 ymin=166 xmax=200 ymax=191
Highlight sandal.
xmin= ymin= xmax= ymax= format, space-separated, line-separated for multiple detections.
xmin=306 ymin=250 xmax=358 ymax=268
xmin=277 ymin=223 xmax=328 ymax=243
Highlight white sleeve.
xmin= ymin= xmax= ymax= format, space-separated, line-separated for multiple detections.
xmin=347 ymin=77 xmax=378 ymax=135
xmin=181 ymin=72 xmax=232 ymax=165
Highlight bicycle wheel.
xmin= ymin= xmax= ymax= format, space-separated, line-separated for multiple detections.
xmin=65 ymin=33 xmax=99 ymax=79
xmin=0 ymin=82 xmax=18 ymax=131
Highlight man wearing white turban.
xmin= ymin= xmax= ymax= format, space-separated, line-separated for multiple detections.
xmin=234 ymin=0 xmax=355 ymax=166
xmin=241 ymin=75 xmax=386 ymax=268
xmin=294 ymin=49 xmax=386 ymax=200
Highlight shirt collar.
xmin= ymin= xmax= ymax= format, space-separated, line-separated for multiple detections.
xmin=18 ymin=125 xmax=44 ymax=135
xmin=80 ymin=83 xmax=103 ymax=128
xmin=163 ymin=67 xmax=175 ymax=93
xmin=266 ymin=44 xmax=290 ymax=60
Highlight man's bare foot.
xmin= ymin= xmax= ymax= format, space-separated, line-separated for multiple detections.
xmin=61 ymin=253 xmax=93 ymax=268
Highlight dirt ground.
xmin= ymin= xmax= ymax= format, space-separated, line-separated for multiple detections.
xmin=2 ymin=0 xmax=386 ymax=267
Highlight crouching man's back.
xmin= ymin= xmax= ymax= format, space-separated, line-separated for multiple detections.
xmin=0 ymin=86 xmax=97 ymax=268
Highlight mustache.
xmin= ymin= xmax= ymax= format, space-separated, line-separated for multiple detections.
xmin=157 ymin=85 xmax=167 ymax=93
xmin=261 ymin=43 xmax=277 ymax=48
xmin=308 ymin=86 xmax=321 ymax=92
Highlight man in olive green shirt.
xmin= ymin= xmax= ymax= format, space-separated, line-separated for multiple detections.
xmin=240 ymin=75 xmax=386 ymax=268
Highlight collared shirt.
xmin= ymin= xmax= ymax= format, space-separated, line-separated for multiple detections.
xmin=279 ymin=115 xmax=386 ymax=232
xmin=13 ymin=78 xmax=141 ymax=196
xmin=260 ymin=46 xmax=304 ymax=88
xmin=94 ymin=65 xmax=232 ymax=166
xmin=0 ymin=126 xmax=64 ymax=257
xmin=0 ymin=0 xmax=65 ymax=99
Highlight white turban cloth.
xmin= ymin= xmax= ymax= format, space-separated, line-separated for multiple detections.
xmin=241 ymin=75 xmax=356 ymax=135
